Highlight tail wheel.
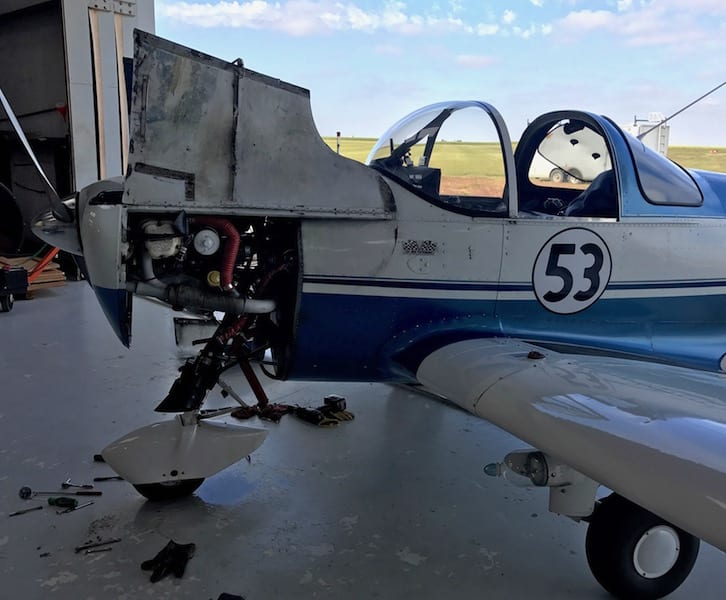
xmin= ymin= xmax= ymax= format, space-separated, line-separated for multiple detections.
xmin=585 ymin=494 xmax=699 ymax=599
xmin=133 ymin=478 xmax=205 ymax=501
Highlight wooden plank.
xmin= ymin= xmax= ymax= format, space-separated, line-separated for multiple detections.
xmin=1 ymin=256 xmax=66 ymax=292
xmin=27 ymin=280 xmax=66 ymax=292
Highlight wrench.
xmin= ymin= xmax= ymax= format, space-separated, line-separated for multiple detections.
xmin=19 ymin=486 xmax=101 ymax=499
xmin=62 ymin=478 xmax=94 ymax=490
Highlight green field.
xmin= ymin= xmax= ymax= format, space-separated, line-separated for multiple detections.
xmin=323 ymin=137 xmax=726 ymax=175
xmin=324 ymin=137 xmax=378 ymax=164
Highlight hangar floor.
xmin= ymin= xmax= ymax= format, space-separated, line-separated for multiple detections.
xmin=1 ymin=282 xmax=725 ymax=599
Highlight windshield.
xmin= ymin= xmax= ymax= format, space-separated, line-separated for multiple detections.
xmin=623 ymin=134 xmax=702 ymax=206
xmin=368 ymin=103 xmax=454 ymax=167
xmin=367 ymin=101 xmax=509 ymax=216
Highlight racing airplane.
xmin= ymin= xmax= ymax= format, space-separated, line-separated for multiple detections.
xmin=9 ymin=31 xmax=726 ymax=599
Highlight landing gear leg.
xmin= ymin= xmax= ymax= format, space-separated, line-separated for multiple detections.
xmin=585 ymin=493 xmax=699 ymax=599
xmin=486 ymin=451 xmax=701 ymax=599
xmin=101 ymin=325 xmax=270 ymax=500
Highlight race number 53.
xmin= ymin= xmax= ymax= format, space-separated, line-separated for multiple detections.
xmin=532 ymin=228 xmax=612 ymax=314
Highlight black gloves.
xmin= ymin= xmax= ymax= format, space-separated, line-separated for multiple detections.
xmin=141 ymin=540 xmax=196 ymax=583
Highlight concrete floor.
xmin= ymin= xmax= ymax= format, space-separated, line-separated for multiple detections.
xmin=1 ymin=281 xmax=725 ymax=599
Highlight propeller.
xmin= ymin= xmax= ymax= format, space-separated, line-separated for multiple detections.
xmin=1 ymin=73 xmax=131 ymax=346
xmin=0 ymin=85 xmax=82 ymax=255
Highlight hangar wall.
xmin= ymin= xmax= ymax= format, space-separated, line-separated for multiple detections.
xmin=0 ymin=0 xmax=154 ymax=253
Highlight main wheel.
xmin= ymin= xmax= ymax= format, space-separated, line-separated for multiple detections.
xmin=133 ymin=478 xmax=205 ymax=501
xmin=585 ymin=494 xmax=699 ymax=599
xmin=549 ymin=168 xmax=565 ymax=183
xmin=0 ymin=293 xmax=14 ymax=312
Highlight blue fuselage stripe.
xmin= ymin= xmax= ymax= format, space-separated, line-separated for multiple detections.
xmin=303 ymin=276 xmax=726 ymax=293
xmin=287 ymin=283 xmax=726 ymax=381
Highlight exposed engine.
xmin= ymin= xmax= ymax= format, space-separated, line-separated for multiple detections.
xmin=124 ymin=212 xmax=300 ymax=412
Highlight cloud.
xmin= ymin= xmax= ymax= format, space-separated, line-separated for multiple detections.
xmin=476 ymin=23 xmax=499 ymax=36
xmin=160 ymin=1 xmax=322 ymax=34
xmin=513 ymin=24 xmax=543 ymax=39
xmin=159 ymin=1 xmax=471 ymax=36
xmin=157 ymin=1 xmax=570 ymax=41
xmin=558 ymin=9 xmax=615 ymax=32
xmin=557 ymin=2 xmax=726 ymax=48
xmin=616 ymin=0 xmax=632 ymax=11
xmin=455 ymin=54 xmax=496 ymax=68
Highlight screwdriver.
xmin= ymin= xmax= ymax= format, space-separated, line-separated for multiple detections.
xmin=56 ymin=501 xmax=94 ymax=515
xmin=47 ymin=497 xmax=79 ymax=509
xmin=9 ymin=505 xmax=43 ymax=517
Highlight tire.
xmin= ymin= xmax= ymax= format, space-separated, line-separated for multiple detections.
xmin=133 ymin=478 xmax=205 ymax=501
xmin=0 ymin=293 xmax=13 ymax=312
xmin=585 ymin=494 xmax=699 ymax=599
xmin=566 ymin=170 xmax=582 ymax=184
xmin=549 ymin=168 xmax=565 ymax=183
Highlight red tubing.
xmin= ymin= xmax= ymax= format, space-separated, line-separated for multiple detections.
xmin=191 ymin=216 xmax=240 ymax=290
xmin=28 ymin=247 xmax=60 ymax=283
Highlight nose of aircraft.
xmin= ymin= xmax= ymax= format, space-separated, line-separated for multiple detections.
xmin=2 ymin=84 xmax=83 ymax=256
xmin=3 ymin=83 xmax=131 ymax=347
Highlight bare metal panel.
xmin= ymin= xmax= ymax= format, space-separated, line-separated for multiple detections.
xmin=125 ymin=31 xmax=393 ymax=218
xmin=127 ymin=32 xmax=236 ymax=206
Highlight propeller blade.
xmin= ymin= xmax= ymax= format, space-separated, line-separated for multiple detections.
xmin=0 ymin=86 xmax=73 ymax=222
xmin=33 ymin=199 xmax=82 ymax=256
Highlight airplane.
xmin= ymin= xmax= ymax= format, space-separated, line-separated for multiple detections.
xmin=4 ymin=30 xmax=726 ymax=599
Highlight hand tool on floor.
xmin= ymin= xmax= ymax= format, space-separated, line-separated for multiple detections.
xmin=75 ymin=538 xmax=121 ymax=553
xmin=18 ymin=486 xmax=102 ymax=499
xmin=62 ymin=478 xmax=94 ymax=490
xmin=47 ymin=497 xmax=79 ymax=509
xmin=56 ymin=501 xmax=94 ymax=515
xmin=93 ymin=476 xmax=124 ymax=482
xmin=9 ymin=505 xmax=43 ymax=517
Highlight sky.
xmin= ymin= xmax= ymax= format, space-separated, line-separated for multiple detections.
xmin=154 ymin=0 xmax=726 ymax=146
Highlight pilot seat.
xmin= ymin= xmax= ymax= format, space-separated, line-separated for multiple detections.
xmin=565 ymin=170 xmax=617 ymax=218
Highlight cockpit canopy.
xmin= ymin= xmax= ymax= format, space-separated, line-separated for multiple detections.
xmin=368 ymin=102 xmax=706 ymax=220
xmin=367 ymin=101 xmax=510 ymax=216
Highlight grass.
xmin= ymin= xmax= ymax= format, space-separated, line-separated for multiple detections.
xmin=324 ymin=137 xmax=376 ymax=164
xmin=323 ymin=137 xmax=726 ymax=175
xmin=668 ymin=147 xmax=726 ymax=172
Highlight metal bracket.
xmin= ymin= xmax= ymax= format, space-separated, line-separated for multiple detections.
xmin=114 ymin=1 xmax=136 ymax=16
xmin=88 ymin=0 xmax=112 ymax=10
xmin=217 ymin=376 xmax=251 ymax=408
xmin=548 ymin=478 xmax=600 ymax=518
xmin=88 ymin=0 xmax=136 ymax=16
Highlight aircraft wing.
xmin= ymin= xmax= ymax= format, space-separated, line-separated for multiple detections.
xmin=415 ymin=338 xmax=726 ymax=551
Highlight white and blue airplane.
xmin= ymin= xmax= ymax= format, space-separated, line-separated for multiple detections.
xmin=8 ymin=31 xmax=726 ymax=599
